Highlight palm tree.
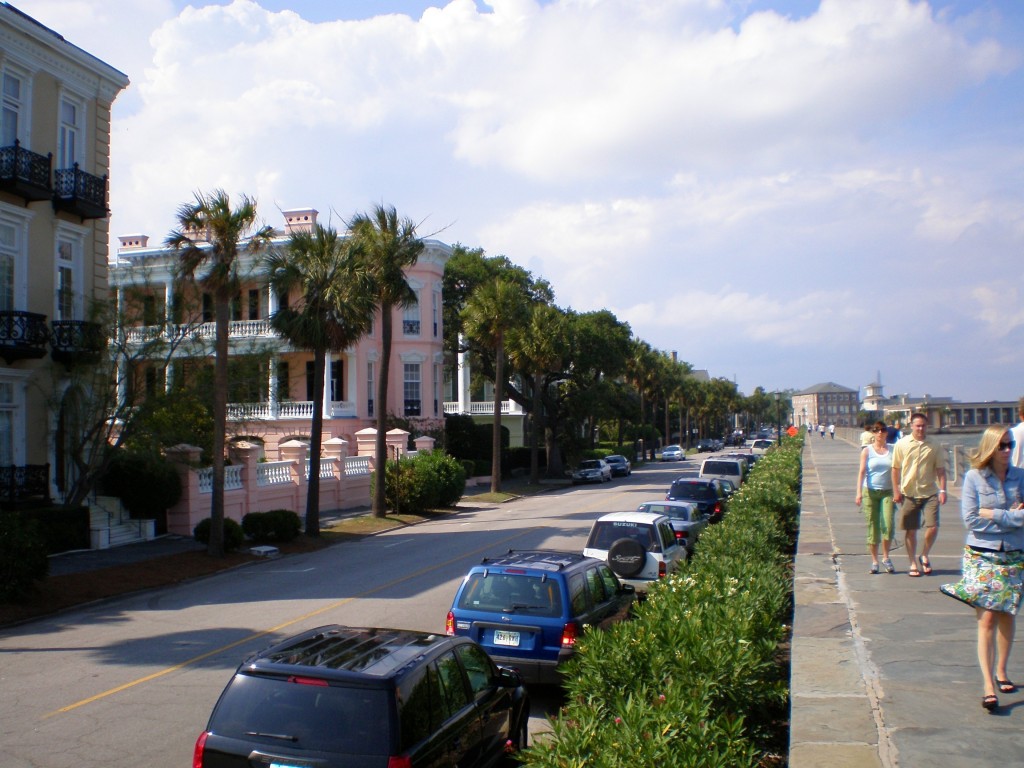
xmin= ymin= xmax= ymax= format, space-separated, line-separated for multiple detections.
xmin=347 ymin=204 xmax=425 ymax=517
xmin=166 ymin=190 xmax=274 ymax=557
xmin=462 ymin=278 xmax=530 ymax=493
xmin=265 ymin=224 xmax=375 ymax=537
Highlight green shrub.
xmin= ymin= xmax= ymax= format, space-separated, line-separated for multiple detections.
xmin=242 ymin=509 xmax=301 ymax=542
xmin=382 ymin=451 xmax=467 ymax=515
xmin=526 ymin=433 xmax=802 ymax=767
xmin=31 ymin=505 xmax=89 ymax=554
xmin=101 ymin=451 xmax=182 ymax=518
xmin=0 ymin=510 xmax=49 ymax=602
xmin=193 ymin=517 xmax=245 ymax=551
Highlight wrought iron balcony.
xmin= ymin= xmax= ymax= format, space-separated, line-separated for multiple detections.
xmin=0 ymin=310 xmax=48 ymax=363
xmin=0 ymin=140 xmax=52 ymax=203
xmin=51 ymin=320 xmax=105 ymax=367
xmin=0 ymin=464 xmax=50 ymax=504
xmin=52 ymin=163 xmax=108 ymax=220
xmin=404 ymin=399 xmax=421 ymax=416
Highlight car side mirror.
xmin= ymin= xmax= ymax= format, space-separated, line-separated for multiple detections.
xmin=620 ymin=584 xmax=636 ymax=596
xmin=496 ymin=667 xmax=523 ymax=688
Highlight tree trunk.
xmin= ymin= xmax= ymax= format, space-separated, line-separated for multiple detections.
xmin=373 ymin=303 xmax=392 ymax=517
xmin=306 ymin=348 xmax=326 ymax=537
xmin=529 ymin=373 xmax=541 ymax=484
xmin=209 ymin=294 xmax=229 ymax=557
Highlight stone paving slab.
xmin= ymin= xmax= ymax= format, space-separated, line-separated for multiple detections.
xmin=790 ymin=435 xmax=1024 ymax=768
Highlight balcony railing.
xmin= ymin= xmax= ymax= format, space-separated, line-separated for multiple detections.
xmin=443 ymin=400 xmax=525 ymax=415
xmin=227 ymin=400 xmax=357 ymax=421
xmin=0 ymin=140 xmax=52 ymax=203
xmin=123 ymin=319 xmax=274 ymax=345
xmin=402 ymin=320 xmax=420 ymax=335
xmin=404 ymin=399 xmax=421 ymax=416
xmin=0 ymin=464 xmax=50 ymax=504
xmin=51 ymin=320 xmax=105 ymax=366
xmin=0 ymin=310 xmax=48 ymax=363
xmin=52 ymin=163 xmax=108 ymax=220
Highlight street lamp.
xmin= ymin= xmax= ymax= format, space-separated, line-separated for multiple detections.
xmin=774 ymin=391 xmax=782 ymax=445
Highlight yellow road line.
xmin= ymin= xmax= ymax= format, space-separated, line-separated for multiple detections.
xmin=46 ymin=526 xmax=536 ymax=717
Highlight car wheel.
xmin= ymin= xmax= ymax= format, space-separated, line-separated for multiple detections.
xmin=607 ymin=538 xmax=646 ymax=578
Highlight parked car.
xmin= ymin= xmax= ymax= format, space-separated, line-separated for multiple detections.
xmin=446 ymin=550 xmax=635 ymax=685
xmin=194 ymin=624 xmax=530 ymax=768
xmin=571 ymin=458 xmax=612 ymax=484
xmin=699 ymin=456 xmax=746 ymax=488
xmin=724 ymin=452 xmax=756 ymax=474
xmin=604 ymin=454 xmax=632 ymax=476
xmin=660 ymin=444 xmax=685 ymax=462
xmin=635 ymin=500 xmax=710 ymax=550
xmin=666 ymin=477 xmax=729 ymax=523
xmin=583 ymin=511 xmax=685 ymax=593
xmin=695 ymin=438 xmax=717 ymax=453
xmin=749 ymin=438 xmax=774 ymax=454
xmin=717 ymin=477 xmax=738 ymax=497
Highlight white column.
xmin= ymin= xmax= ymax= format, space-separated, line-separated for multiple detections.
xmin=457 ymin=333 xmax=469 ymax=413
xmin=268 ymin=355 xmax=278 ymax=418
xmin=323 ymin=351 xmax=333 ymax=418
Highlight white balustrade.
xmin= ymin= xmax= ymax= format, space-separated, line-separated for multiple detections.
xmin=345 ymin=456 xmax=372 ymax=476
xmin=257 ymin=460 xmax=293 ymax=486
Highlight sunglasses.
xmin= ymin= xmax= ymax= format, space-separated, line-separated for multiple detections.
xmin=999 ymin=440 xmax=1016 ymax=451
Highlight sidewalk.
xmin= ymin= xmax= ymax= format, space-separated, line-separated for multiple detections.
xmin=790 ymin=434 xmax=1024 ymax=767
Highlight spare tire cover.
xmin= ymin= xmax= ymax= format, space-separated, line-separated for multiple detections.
xmin=607 ymin=537 xmax=646 ymax=578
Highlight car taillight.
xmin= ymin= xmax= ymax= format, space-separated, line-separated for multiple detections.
xmin=561 ymin=622 xmax=579 ymax=648
xmin=713 ymin=502 xmax=721 ymax=516
xmin=675 ymin=530 xmax=688 ymax=542
xmin=192 ymin=731 xmax=208 ymax=768
xmin=445 ymin=611 xmax=455 ymax=636
xmin=658 ymin=560 xmax=667 ymax=578
xmin=288 ymin=675 xmax=328 ymax=686
xmin=388 ymin=756 xmax=413 ymax=768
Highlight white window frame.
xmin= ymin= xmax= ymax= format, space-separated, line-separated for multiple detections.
xmin=57 ymin=90 xmax=85 ymax=170
xmin=0 ymin=203 xmax=32 ymax=312
xmin=0 ymin=372 xmax=29 ymax=465
xmin=402 ymin=293 xmax=420 ymax=336
xmin=54 ymin=223 xmax=86 ymax=321
xmin=1 ymin=64 xmax=31 ymax=148
xmin=403 ymin=363 xmax=421 ymax=407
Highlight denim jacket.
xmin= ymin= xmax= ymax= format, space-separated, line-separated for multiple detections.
xmin=961 ymin=466 xmax=1024 ymax=551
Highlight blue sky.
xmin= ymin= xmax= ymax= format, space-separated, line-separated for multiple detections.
xmin=17 ymin=0 xmax=1024 ymax=402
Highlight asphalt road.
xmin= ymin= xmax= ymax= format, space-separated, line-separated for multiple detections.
xmin=0 ymin=459 xmax=702 ymax=768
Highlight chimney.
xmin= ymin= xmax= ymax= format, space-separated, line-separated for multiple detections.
xmin=283 ymin=208 xmax=318 ymax=234
xmin=118 ymin=234 xmax=149 ymax=250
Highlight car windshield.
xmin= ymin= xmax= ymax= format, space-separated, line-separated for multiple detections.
xmin=456 ymin=573 xmax=564 ymax=617
xmin=670 ymin=482 xmax=715 ymax=501
xmin=210 ymin=674 xmax=390 ymax=754
xmin=637 ymin=504 xmax=691 ymax=521
xmin=579 ymin=460 xmax=601 ymax=470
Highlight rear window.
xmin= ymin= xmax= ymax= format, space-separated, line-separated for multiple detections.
xmin=579 ymin=460 xmax=601 ymax=469
xmin=637 ymin=504 xmax=691 ymax=521
xmin=702 ymin=461 xmax=740 ymax=475
xmin=587 ymin=521 xmax=662 ymax=553
xmin=209 ymin=673 xmax=390 ymax=754
xmin=456 ymin=572 xmax=564 ymax=617
xmin=670 ymin=482 xmax=714 ymax=501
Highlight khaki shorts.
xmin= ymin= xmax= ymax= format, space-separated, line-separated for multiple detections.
xmin=899 ymin=495 xmax=940 ymax=530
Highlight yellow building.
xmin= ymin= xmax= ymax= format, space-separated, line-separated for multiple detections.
xmin=0 ymin=4 xmax=129 ymax=505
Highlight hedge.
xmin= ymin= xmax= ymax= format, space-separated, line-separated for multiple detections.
xmin=522 ymin=435 xmax=802 ymax=767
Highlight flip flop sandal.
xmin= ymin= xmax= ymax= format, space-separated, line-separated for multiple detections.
xmin=908 ymin=566 xmax=921 ymax=577
xmin=997 ymin=679 xmax=1018 ymax=693
xmin=921 ymin=556 xmax=933 ymax=575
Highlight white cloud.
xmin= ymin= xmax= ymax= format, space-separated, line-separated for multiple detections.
xmin=15 ymin=0 xmax=1024 ymax=399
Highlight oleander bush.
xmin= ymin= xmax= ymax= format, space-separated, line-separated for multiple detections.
xmin=242 ymin=509 xmax=302 ymax=542
xmin=380 ymin=451 xmax=467 ymax=515
xmin=193 ymin=517 xmax=245 ymax=551
xmin=522 ymin=435 xmax=803 ymax=768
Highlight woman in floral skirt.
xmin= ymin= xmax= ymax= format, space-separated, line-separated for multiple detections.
xmin=941 ymin=425 xmax=1024 ymax=711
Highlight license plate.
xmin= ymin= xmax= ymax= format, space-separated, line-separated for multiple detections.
xmin=493 ymin=630 xmax=520 ymax=647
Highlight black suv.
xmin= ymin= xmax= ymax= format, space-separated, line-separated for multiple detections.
xmin=447 ymin=550 xmax=635 ymax=685
xmin=666 ymin=477 xmax=729 ymax=523
xmin=194 ymin=625 xmax=530 ymax=768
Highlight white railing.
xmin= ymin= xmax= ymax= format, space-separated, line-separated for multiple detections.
xmin=226 ymin=400 xmax=354 ymax=421
xmin=198 ymin=464 xmax=244 ymax=493
xmin=305 ymin=458 xmax=337 ymax=480
xmin=345 ymin=456 xmax=372 ymax=476
xmin=123 ymin=319 xmax=274 ymax=345
xmin=257 ymin=460 xmax=293 ymax=486
xmin=443 ymin=400 xmax=524 ymax=415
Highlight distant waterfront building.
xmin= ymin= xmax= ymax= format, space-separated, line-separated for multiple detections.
xmin=791 ymin=382 xmax=859 ymax=428
xmin=861 ymin=380 xmax=1016 ymax=431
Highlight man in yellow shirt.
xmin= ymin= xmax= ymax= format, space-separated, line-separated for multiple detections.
xmin=892 ymin=412 xmax=947 ymax=576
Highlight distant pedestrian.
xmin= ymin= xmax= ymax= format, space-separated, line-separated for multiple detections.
xmin=859 ymin=422 xmax=873 ymax=447
xmin=819 ymin=423 xmax=826 ymax=439
xmin=939 ymin=425 xmax=1024 ymax=711
xmin=856 ymin=421 xmax=895 ymax=574
xmin=892 ymin=412 xmax=947 ymax=577
xmin=829 ymin=423 xmax=835 ymax=440
xmin=886 ymin=421 xmax=901 ymax=447
xmin=1011 ymin=396 xmax=1024 ymax=469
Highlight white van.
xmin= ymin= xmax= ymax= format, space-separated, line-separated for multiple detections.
xmin=699 ymin=457 xmax=746 ymax=487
